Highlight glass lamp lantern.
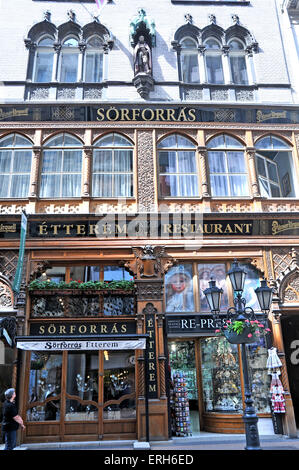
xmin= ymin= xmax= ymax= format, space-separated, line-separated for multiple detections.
xmin=255 ymin=279 xmax=273 ymax=313
xmin=203 ymin=280 xmax=223 ymax=313
xmin=227 ymin=259 xmax=247 ymax=293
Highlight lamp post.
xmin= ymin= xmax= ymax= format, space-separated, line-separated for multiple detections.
xmin=204 ymin=259 xmax=273 ymax=451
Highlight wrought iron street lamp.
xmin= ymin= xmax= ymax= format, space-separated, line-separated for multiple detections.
xmin=204 ymin=259 xmax=273 ymax=451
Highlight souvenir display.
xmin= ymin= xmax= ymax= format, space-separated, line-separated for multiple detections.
xmin=267 ymin=347 xmax=285 ymax=414
xmin=247 ymin=338 xmax=271 ymax=413
xmin=171 ymin=372 xmax=192 ymax=437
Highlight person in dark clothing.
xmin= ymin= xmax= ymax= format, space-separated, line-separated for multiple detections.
xmin=1 ymin=388 xmax=25 ymax=450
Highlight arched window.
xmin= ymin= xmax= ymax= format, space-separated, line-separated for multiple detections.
xmin=40 ymin=133 xmax=83 ymax=198
xmin=207 ymin=134 xmax=248 ymax=197
xmin=204 ymin=38 xmax=224 ymax=85
xmin=85 ymin=36 xmax=104 ymax=83
xmin=34 ymin=36 xmax=54 ymax=83
xmin=158 ymin=134 xmax=198 ymax=197
xmin=228 ymin=39 xmax=248 ymax=85
xmin=0 ymin=134 xmax=32 ymax=198
xmin=60 ymin=37 xmax=79 ymax=83
xmin=92 ymin=134 xmax=133 ymax=197
xmin=180 ymin=38 xmax=200 ymax=83
xmin=255 ymin=136 xmax=297 ymax=198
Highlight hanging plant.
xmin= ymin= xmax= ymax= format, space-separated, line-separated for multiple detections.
xmin=215 ymin=319 xmax=271 ymax=344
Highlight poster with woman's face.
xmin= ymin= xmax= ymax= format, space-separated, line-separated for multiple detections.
xmin=198 ymin=264 xmax=229 ymax=312
xmin=165 ymin=264 xmax=194 ymax=312
xmin=240 ymin=263 xmax=260 ymax=311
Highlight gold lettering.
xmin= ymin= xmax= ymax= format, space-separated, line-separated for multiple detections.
xmin=76 ymin=224 xmax=86 ymax=235
xmin=149 ymin=352 xmax=155 ymax=359
xmin=147 ymin=319 xmax=154 ymax=328
xmin=187 ymin=108 xmax=196 ymax=121
xmin=120 ymin=108 xmax=130 ymax=121
xmin=149 ymin=362 xmax=155 ymax=371
xmin=111 ymin=323 xmax=118 ymax=333
xmin=96 ymin=108 xmax=105 ymax=121
xmin=214 ymin=224 xmax=223 ymax=234
xmin=234 ymin=224 xmax=244 ymax=233
xmin=149 ymin=341 xmax=155 ymax=349
xmin=63 ymin=224 xmax=74 ymax=235
xmin=177 ymin=107 xmax=188 ymax=121
xmin=223 ymin=224 xmax=234 ymax=234
xmin=115 ymin=224 xmax=127 ymax=234
xmin=155 ymin=108 xmax=166 ymax=121
xmin=121 ymin=324 xmax=127 ymax=333
xmin=163 ymin=224 xmax=172 ymax=234
xmin=101 ymin=325 xmax=108 ymax=333
xmin=141 ymin=108 xmax=154 ymax=120
xmin=132 ymin=109 xmax=140 ymax=120
xmin=39 ymin=222 xmax=48 ymax=235
xmin=166 ymin=109 xmax=176 ymax=121
xmin=149 ymin=385 xmax=156 ymax=392
xmin=90 ymin=325 xmax=97 ymax=334
xmin=50 ymin=224 xmax=61 ymax=235
xmin=107 ymin=107 xmax=119 ymax=121
xmin=79 ymin=325 xmax=87 ymax=334
xmin=149 ymin=373 xmax=155 ymax=381
xmin=89 ymin=224 xmax=96 ymax=235
xmin=39 ymin=326 xmax=45 ymax=335
xmin=173 ymin=224 xmax=181 ymax=234
xmin=70 ymin=325 xmax=76 ymax=334
xmin=59 ymin=325 xmax=66 ymax=334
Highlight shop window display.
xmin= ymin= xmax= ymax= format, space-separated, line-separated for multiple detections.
xmin=103 ymin=350 xmax=136 ymax=419
xmin=246 ymin=336 xmax=271 ymax=413
xmin=239 ymin=262 xmax=261 ymax=311
xmin=201 ymin=337 xmax=242 ymax=413
xmin=168 ymin=341 xmax=200 ymax=434
xmin=27 ymin=352 xmax=62 ymax=421
xmin=165 ymin=264 xmax=194 ymax=312
xmin=66 ymin=352 xmax=99 ymax=421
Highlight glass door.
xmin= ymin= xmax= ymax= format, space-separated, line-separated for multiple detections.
xmin=168 ymin=340 xmax=200 ymax=435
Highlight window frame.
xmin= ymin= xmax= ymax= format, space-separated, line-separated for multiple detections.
xmin=228 ymin=38 xmax=248 ymax=85
xmin=180 ymin=37 xmax=200 ymax=84
xmin=157 ymin=134 xmax=199 ymax=199
xmin=33 ymin=35 xmax=55 ymax=83
xmin=84 ymin=35 xmax=105 ymax=83
xmin=92 ymin=133 xmax=134 ymax=199
xmin=39 ymin=133 xmax=83 ymax=199
xmin=204 ymin=38 xmax=224 ymax=85
xmin=59 ymin=36 xmax=80 ymax=83
xmin=0 ymin=133 xmax=33 ymax=199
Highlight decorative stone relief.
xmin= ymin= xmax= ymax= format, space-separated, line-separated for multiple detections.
xmin=92 ymin=202 xmax=137 ymax=214
xmin=57 ymin=88 xmax=76 ymax=100
xmin=0 ymin=280 xmax=13 ymax=308
xmin=184 ymin=88 xmax=203 ymax=101
xmin=236 ymin=89 xmax=254 ymax=101
xmin=37 ymin=202 xmax=81 ymax=214
xmin=0 ymin=251 xmax=28 ymax=284
xmin=282 ymin=274 xmax=299 ymax=303
xmin=30 ymin=87 xmax=50 ymax=100
xmin=51 ymin=106 xmax=75 ymax=120
xmin=84 ymin=88 xmax=103 ymax=100
xmin=210 ymin=202 xmax=251 ymax=213
xmin=137 ymin=131 xmax=155 ymax=212
xmin=211 ymin=89 xmax=228 ymax=101
xmin=214 ymin=109 xmax=236 ymax=122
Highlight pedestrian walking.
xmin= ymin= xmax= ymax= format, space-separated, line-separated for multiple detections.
xmin=1 ymin=388 xmax=25 ymax=450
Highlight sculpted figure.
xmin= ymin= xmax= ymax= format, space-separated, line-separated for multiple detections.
xmin=134 ymin=35 xmax=152 ymax=75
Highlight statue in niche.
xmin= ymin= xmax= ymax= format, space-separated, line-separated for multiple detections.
xmin=134 ymin=35 xmax=152 ymax=75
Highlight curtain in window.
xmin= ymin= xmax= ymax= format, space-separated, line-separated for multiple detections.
xmin=40 ymin=135 xmax=82 ymax=198
xmin=35 ymin=53 xmax=54 ymax=82
xmin=0 ymin=136 xmax=32 ymax=198
xmin=85 ymin=52 xmax=103 ymax=82
xmin=92 ymin=135 xmax=133 ymax=198
xmin=206 ymin=55 xmax=224 ymax=84
xmin=230 ymin=56 xmax=248 ymax=85
xmin=181 ymin=53 xmax=199 ymax=83
xmin=60 ymin=53 xmax=78 ymax=82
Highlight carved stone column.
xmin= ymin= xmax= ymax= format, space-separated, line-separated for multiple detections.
xmin=246 ymin=147 xmax=260 ymax=197
xmin=136 ymin=131 xmax=156 ymax=212
xmin=29 ymin=146 xmax=42 ymax=198
xmin=197 ymin=146 xmax=210 ymax=197
xmin=82 ymin=146 xmax=92 ymax=197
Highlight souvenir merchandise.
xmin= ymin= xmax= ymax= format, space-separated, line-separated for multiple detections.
xmin=171 ymin=372 xmax=192 ymax=437
xmin=267 ymin=347 xmax=282 ymax=371
xmin=270 ymin=373 xmax=285 ymax=414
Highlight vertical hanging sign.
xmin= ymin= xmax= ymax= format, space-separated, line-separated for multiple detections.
xmin=145 ymin=314 xmax=158 ymax=398
xmin=12 ymin=211 xmax=27 ymax=294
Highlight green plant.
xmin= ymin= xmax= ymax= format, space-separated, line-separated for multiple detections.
xmin=215 ymin=319 xmax=271 ymax=338
xmin=28 ymin=279 xmax=135 ymax=291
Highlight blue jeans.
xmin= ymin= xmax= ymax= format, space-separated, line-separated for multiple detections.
xmin=4 ymin=430 xmax=17 ymax=450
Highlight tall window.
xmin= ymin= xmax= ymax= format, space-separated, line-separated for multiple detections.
xmin=228 ymin=39 xmax=248 ymax=85
xmin=255 ymin=136 xmax=297 ymax=198
xmin=92 ymin=134 xmax=133 ymax=197
xmin=60 ymin=37 xmax=79 ymax=83
xmin=85 ymin=36 xmax=104 ymax=83
xmin=158 ymin=134 xmax=198 ymax=197
xmin=0 ymin=134 xmax=32 ymax=198
xmin=207 ymin=134 xmax=249 ymax=197
xmin=34 ymin=36 xmax=54 ymax=82
xmin=180 ymin=38 xmax=200 ymax=83
xmin=204 ymin=38 xmax=224 ymax=84
xmin=40 ymin=133 xmax=83 ymax=198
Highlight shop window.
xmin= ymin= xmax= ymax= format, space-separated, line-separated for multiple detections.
xmin=104 ymin=266 xmax=132 ymax=281
xmin=103 ymin=350 xmax=136 ymax=419
xmin=43 ymin=266 xmax=66 ymax=283
xmin=27 ymin=352 xmax=62 ymax=421
xmin=228 ymin=39 xmax=248 ymax=85
xmin=34 ymin=36 xmax=55 ymax=82
xmin=92 ymin=134 xmax=133 ymax=198
xmin=158 ymin=134 xmax=198 ymax=197
xmin=207 ymin=134 xmax=249 ymax=197
xmin=239 ymin=262 xmax=261 ymax=311
xmin=59 ymin=37 xmax=79 ymax=83
xmin=201 ymin=337 xmax=242 ymax=413
xmin=255 ymin=136 xmax=297 ymax=198
xmin=180 ymin=37 xmax=200 ymax=83
xmin=246 ymin=336 xmax=271 ymax=413
xmin=66 ymin=352 xmax=99 ymax=421
xmin=40 ymin=133 xmax=83 ymax=198
xmin=204 ymin=38 xmax=224 ymax=85
xmin=85 ymin=36 xmax=104 ymax=83
xmin=165 ymin=264 xmax=194 ymax=312
xmin=0 ymin=134 xmax=32 ymax=198
xmin=198 ymin=263 xmax=229 ymax=312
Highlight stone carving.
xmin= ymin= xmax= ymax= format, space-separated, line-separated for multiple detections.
xmin=283 ymin=274 xmax=299 ymax=303
xmin=57 ymin=88 xmax=76 ymax=100
xmin=137 ymin=131 xmax=155 ymax=211
xmin=129 ymin=8 xmax=156 ymax=48
xmin=134 ymin=36 xmax=152 ymax=76
xmin=0 ymin=281 xmax=13 ymax=308
xmin=30 ymin=87 xmax=49 ymax=100
xmin=51 ymin=106 xmax=75 ymax=121
xmin=136 ymin=280 xmax=163 ymax=300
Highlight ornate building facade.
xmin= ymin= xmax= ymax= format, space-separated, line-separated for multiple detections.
xmin=0 ymin=0 xmax=299 ymax=443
